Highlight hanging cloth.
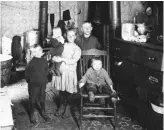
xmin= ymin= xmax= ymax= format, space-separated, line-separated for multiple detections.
xmin=47 ymin=14 xmax=52 ymax=37
xmin=50 ymin=13 xmax=55 ymax=29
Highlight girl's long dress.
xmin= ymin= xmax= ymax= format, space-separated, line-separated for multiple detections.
xmin=55 ymin=43 xmax=81 ymax=93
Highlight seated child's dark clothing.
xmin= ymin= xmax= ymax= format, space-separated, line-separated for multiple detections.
xmin=49 ymin=38 xmax=64 ymax=76
xmin=85 ymin=83 xmax=116 ymax=98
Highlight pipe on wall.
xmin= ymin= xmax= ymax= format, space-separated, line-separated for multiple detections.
xmin=39 ymin=1 xmax=48 ymax=47
xmin=109 ymin=1 xmax=121 ymax=38
xmin=0 ymin=3 xmax=2 ymax=54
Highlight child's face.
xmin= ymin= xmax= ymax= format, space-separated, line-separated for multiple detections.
xmin=32 ymin=47 xmax=43 ymax=58
xmin=37 ymin=48 xmax=43 ymax=57
xmin=82 ymin=23 xmax=93 ymax=35
xmin=92 ymin=60 xmax=102 ymax=71
xmin=67 ymin=31 xmax=76 ymax=43
xmin=53 ymin=28 xmax=62 ymax=38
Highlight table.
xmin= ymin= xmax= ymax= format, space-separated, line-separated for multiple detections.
xmin=0 ymin=90 xmax=14 ymax=130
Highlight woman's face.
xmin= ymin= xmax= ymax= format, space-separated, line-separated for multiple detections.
xmin=67 ymin=30 xmax=76 ymax=43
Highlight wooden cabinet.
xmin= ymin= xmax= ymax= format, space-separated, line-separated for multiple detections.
xmin=110 ymin=37 xmax=163 ymax=130
xmin=110 ymin=38 xmax=163 ymax=90
xmin=111 ymin=38 xmax=163 ymax=71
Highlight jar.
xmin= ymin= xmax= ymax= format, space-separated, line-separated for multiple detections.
xmin=122 ymin=23 xmax=135 ymax=41
xmin=137 ymin=23 xmax=146 ymax=35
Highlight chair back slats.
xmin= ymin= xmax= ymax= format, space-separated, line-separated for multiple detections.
xmin=79 ymin=49 xmax=109 ymax=77
xmin=81 ymin=48 xmax=107 ymax=56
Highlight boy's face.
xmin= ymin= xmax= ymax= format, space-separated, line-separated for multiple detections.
xmin=92 ymin=60 xmax=102 ymax=71
xmin=53 ymin=28 xmax=62 ymax=38
xmin=82 ymin=23 xmax=93 ymax=35
xmin=37 ymin=47 xmax=43 ymax=57
xmin=32 ymin=47 xmax=43 ymax=57
xmin=67 ymin=31 xmax=76 ymax=43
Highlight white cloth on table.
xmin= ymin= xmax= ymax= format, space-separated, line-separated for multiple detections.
xmin=0 ymin=90 xmax=13 ymax=127
xmin=2 ymin=36 xmax=12 ymax=55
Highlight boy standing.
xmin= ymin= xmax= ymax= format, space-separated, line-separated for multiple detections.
xmin=75 ymin=21 xmax=101 ymax=50
xmin=25 ymin=44 xmax=50 ymax=124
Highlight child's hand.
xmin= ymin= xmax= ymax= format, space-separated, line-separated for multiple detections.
xmin=52 ymin=56 xmax=63 ymax=62
xmin=52 ymin=56 xmax=57 ymax=62
xmin=56 ymin=57 xmax=63 ymax=62
xmin=79 ymin=82 xmax=85 ymax=88
xmin=57 ymin=36 xmax=65 ymax=44
xmin=110 ymin=85 xmax=116 ymax=93
xmin=111 ymin=89 xmax=116 ymax=93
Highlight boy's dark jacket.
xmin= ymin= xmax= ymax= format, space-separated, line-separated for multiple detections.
xmin=25 ymin=57 xmax=49 ymax=85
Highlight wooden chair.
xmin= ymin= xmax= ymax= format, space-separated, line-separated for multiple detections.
xmin=79 ymin=48 xmax=117 ymax=130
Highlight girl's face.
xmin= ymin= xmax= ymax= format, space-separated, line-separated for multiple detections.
xmin=67 ymin=30 xmax=76 ymax=43
xmin=92 ymin=60 xmax=102 ymax=71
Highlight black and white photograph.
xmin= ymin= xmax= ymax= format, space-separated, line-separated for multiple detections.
xmin=0 ymin=1 xmax=163 ymax=130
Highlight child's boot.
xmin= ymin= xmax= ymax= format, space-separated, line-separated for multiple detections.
xmin=55 ymin=91 xmax=65 ymax=116
xmin=30 ymin=103 xmax=37 ymax=124
xmin=89 ymin=91 xmax=95 ymax=102
xmin=40 ymin=102 xmax=51 ymax=122
xmin=55 ymin=103 xmax=64 ymax=117
xmin=62 ymin=104 xmax=70 ymax=119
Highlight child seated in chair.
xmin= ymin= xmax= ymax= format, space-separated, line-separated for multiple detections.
xmin=79 ymin=56 xmax=116 ymax=102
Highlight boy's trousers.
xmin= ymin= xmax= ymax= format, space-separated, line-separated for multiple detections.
xmin=85 ymin=83 xmax=116 ymax=97
xmin=28 ymin=83 xmax=46 ymax=103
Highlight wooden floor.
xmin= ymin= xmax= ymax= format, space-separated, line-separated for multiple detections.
xmin=2 ymin=70 xmax=158 ymax=130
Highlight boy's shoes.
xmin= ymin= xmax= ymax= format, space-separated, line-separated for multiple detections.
xmin=30 ymin=103 xmax=37 ymax=124
xmin=30 ymin=113 xmax=37 ymax=124
xmin=55 ymin=104 xmax=65 ymax=117
xmin=61 ymin=105 xmax=70 ymax=119
xmin=40 ymin=102 xmax=51 ymax=122
xmin=89 ymin=91 xmax=95 ymax=103
xmin=41 ymin=111 xmax=51 ymax=122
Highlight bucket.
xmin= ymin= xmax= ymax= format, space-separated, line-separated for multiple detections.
xmin=121 ymin=23 xmax=135 ymax=41
xmin=0 ymin=54 xmax=13 ymax=87
xmin=24 ymin=29 xmax=40 ymax=63
xmin=24 ymin=29 xmax=40 ymax=48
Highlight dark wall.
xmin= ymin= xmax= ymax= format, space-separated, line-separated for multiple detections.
xmin=88 ymin=1 xmax=110 ymax=25
xmin=88 ymin=1 xmax=110 ymax=49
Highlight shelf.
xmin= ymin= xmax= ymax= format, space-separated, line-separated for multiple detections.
xmin=112 ymin=37 xmax=163 ymax=52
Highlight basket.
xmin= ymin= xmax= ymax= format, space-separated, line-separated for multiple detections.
xmin=0 ymin=54 xmax=13 ymax=87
